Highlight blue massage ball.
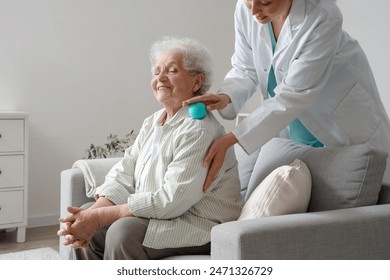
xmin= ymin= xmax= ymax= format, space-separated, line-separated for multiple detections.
xmin=188 ymin=102 xmax=207 ymax=119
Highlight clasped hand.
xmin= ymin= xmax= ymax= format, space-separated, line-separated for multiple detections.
xmin=57 ymin=206 xmax=99 ymax=249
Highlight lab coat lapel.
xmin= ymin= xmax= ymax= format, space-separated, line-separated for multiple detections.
xmin=273 ymin=0 xmax=305 ymax=61
xmin=260 ymin=20 xmax=272 ymax=53
xmin=273 ymin=21 xmax=292 ymax=60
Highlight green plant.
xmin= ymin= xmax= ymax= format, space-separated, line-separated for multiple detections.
xmin=83 ymin=130 xmax=137 ymax=159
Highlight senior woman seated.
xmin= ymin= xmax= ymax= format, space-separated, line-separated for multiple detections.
xmin=58 ymin=36 xmax=243 ymax=260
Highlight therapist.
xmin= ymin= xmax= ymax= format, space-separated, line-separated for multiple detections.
xmin=183 ymin=0 xmax=390 ymax=190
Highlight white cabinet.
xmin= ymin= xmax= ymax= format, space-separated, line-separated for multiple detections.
xmin=0 ymin=112 xmax=28 ymax=242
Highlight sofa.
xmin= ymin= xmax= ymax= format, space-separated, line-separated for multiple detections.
xmin=59 ymin=137 xmax=390 ymax=260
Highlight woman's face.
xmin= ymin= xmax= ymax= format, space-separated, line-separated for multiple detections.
xmin=244 ymin=0 xmax=292 ymax=24
xmin=151 ymin=52 xmax=202 ymax=110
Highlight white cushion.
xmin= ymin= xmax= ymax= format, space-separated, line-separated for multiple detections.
xmin=238 ymin=159 xmax=312 ymax=220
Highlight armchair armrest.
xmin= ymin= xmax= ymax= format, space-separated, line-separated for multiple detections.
xmin=59 ymin=168 xmax=95 ymax=259
xmin=60 ymin=168 xmax=94 ymax=218
xmin=59 ymin=157 xmax=120 ymax=259
xmin=211 ymin=204 xmax=390 ymax=259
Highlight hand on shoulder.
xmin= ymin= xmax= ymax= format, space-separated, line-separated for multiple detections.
xmin=182 ymin=93 xmax=231 ymax=111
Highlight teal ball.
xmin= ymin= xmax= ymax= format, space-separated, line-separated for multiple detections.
xmin=188 ymin=102 xmax=207 ymax=119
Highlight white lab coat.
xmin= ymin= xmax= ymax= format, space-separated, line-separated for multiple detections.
xmin=219 ymin=0 xmax=390 ymax=184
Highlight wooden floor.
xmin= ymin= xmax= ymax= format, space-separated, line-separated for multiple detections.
xmin=0 ymin=225 xmax=59 ymax=254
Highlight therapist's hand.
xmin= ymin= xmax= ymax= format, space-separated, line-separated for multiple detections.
xmin=182 ymin=93 xmax=231 ymax=111
xmin=203 ymin=132 xmax=238 ymax=192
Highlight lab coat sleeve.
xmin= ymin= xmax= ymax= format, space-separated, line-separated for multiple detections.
xmin=218 ymin=1 xmax=259 ymax=120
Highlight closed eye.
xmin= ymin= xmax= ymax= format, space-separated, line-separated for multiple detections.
xmin=168 ymin=67 xmax=178 ymax=73
xmin=154 ymin=68 xmax=161 ymax=75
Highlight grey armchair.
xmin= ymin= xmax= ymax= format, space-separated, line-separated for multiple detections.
xmin=59 ymin=138 xmax=390 ymax=260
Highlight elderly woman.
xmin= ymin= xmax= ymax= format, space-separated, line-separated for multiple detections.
xmin=58 ymin=37 xmax=243 ymax=260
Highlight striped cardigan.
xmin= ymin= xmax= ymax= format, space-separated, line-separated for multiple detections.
xmin=95 ymin=107 xmax=243 ymax=249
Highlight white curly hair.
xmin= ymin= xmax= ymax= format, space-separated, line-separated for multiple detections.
xmin=149 ymin=36 xmax=213 ymax=95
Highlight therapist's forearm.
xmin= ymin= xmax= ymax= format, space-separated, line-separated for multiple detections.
xmin=210 ymin=132 xmax=239 ymax=155
xmin=224 ymin=132 xmax=239 ymax=148
xmin=218 ymin=93 xmax=232 ymax=104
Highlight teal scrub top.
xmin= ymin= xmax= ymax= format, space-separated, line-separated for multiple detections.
xmin=267 ymin=23 xmax=323 ymax=147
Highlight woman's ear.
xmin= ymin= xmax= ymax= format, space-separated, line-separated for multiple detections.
xmin=193 ymin=73 xmax=205 ymax=93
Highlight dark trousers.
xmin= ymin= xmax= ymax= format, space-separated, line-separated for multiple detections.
xmin=73 ymin=216 xmax=210 ymax=260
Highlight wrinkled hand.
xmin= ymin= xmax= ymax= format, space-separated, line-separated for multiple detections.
xmin=57 ymin=207 xmax=87 ymax=248
xmin=203 ymin=133 xmax=238 ymax=192
xmin=58 ymin=206 xmax=99 ymax=248
xmin=182 ymin=93 xmax=231 ymax=111
xmin=59 ymin=225 xmax=88 ymax=248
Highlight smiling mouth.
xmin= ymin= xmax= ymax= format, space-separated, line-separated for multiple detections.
xmin=157 ymin=86 xmax=170 ymax=90
xmin=256 ymin=15 xmax=267 ymax=22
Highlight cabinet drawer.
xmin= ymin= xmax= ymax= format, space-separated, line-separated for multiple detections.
xmin=0 ymin=120 xmax=24 ymax=152
xmin=0 ymin=155 xmax=24 ymax=188
xmin=0 ymin=189 xmax=24 ymax=224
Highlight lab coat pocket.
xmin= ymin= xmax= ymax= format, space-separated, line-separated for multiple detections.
xmin=330 ymin=83 xmax=381 ymax=143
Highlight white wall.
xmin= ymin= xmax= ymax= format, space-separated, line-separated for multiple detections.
xmin=338 ymin=0 xmax=390 ymax=110
xmin=1 ymin=0 xmax=389 ymax=227
xmin=0 ymin=0 xmax=238 ymax=227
